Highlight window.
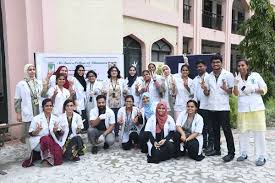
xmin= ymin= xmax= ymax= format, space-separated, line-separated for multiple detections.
xmin=151 ymin=40 xmax=171 ymax=62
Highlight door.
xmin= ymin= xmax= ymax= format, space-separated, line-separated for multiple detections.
xmin=123 ymin=36 xmax=142 ymax=77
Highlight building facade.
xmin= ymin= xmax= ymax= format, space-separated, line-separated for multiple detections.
xmin=0 ymin=0 xmax=275 ymax=137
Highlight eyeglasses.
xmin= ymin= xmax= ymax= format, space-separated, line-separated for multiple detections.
xmin=88 ymin=75 xmax=95 ymax=78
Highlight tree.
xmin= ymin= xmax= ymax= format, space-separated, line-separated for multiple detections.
xmin=238 ymin=0 xmax=275 ymax=98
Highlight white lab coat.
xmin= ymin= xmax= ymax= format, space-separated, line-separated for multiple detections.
xmin=89 ymin=106 xmax=115 ymax=130
xmin=73 ymin=77 xmax=86 ymax=112
xmin=206 ymin=69 xmax=234 ymax=111
xmin=176 ymin=112 xmax=204 ymax=155
xmin=174 ymin=77 xmax=193 ymax=112
xmin=86 ymin=80 xmax=102 ymax=118
xmin=117 ymin=106 xmax=142 ymax=143
xmin=145 ymin=115 xmax=176 ymax=156
xmin=49 ymin=114 xmax=68 ymax=148
xmin=58 ymin=112 xmax=84 ymax=139
xmin=192 ymin=73 xmax=209 ymax=110
xmin=137 ymin=78 xmax=161 ymax=107
xmin=28 ymin=112 xmax=58 ymax=150
xmin=236 ymin=72 xmax=267 ymax=112
xmin=124 ymin=77 xmax=142 ymax=108
xmin=47 ymin=86 xmax=70 ymax=116
xmin=14 ymin=79 xmax=43 ymax=122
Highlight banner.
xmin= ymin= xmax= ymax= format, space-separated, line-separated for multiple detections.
xmin=35 ymin=53 xmax=124 ymax=81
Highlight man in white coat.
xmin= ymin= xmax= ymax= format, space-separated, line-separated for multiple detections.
xmin=88 ymin=95 xmax=115 ymax=154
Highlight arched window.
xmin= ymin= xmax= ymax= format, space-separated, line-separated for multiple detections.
xmin=151 ymin=39 xmax=171 ymax=62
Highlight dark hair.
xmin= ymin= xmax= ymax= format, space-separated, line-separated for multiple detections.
xmin=187 ymin=99 xmax=198 ymax=109
xmin=74 ymin=65 xmax=85 ymax=77
xmin=55 ymin=73 xmax=66 ymax=84
xmin=196 ymin=60 xmax=206 ymax=66
xmin=210 ymin=54 xmax=223 ymax=63
xmin=107 ymin=66 xmax=121 ymax=79
xmin=125 ymin=95 xmax=135 ymax=102
xmin=180 ymin=64 xmax=189 ymax=72
xmin=148 ymin=63 xmax=156 ymax=69
xmin=42 ymin=98 xmax=53 ymax=111
xmin=237 ymin=59 xmax=250 ymax=80
xmin=142 ymin=70 xmax=150 ymax=75
xmin=96 ymin=95 xmax=106 ymax=101
xmin=63 ymin=99 xmax=75 ymax=112
xmin=86 ymin=70 xmax=97 ymax=78
xmin=128 ymin=66 xmax=136 ymax=71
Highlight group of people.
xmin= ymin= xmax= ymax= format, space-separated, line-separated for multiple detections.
xmin=15 ymin=53 xmax=268 ymax=167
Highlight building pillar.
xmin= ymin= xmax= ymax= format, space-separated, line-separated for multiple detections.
xmin=192 ymin=0 xmax=202 ymax=54
xmin=177 ymin=0 xmax=183 ymax=55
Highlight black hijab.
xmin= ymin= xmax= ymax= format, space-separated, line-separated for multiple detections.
xmin=127 ymin=66 xmax=137 ymax=87
xmin=74 ymin=65 xmax=86 ymax=91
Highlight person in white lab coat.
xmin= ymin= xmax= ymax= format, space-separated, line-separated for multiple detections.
xmin=22 ymin=98 xmax=63 ymax=167
xmin=117 ymin=95 xmax=143 ymax=150
xmin=125 ymin=66 xmax=141 ymax=108
xmin=60 ymin=99 xmax=85 ymax=161
xmin=174 ymin=100 xmax=205 ymax=161
xmin=14 ymin=64 xmax=48 ymax=143
xmin=233 ymin=59 xmax=268 ymax=166
xmin=86 ymin=70 xmax=102 ymax=122
xmin=49 ymin=65 xmax=72 ymax=89
xmin=145 ymin=101 xmax=176 ymax=163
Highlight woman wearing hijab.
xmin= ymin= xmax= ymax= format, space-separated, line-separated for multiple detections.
xmin=138 ymin=92 xmax=155 ymax=153
xmin=125 ymin=66 xmax=141 ymax=107
xmin=22 ymin=99 xmax=63 ymax=167
xmin=145 ymin=101 xmax=176 ymax=163
xmin=60 ymin=99 xmax=85 ymax=161
xmin=73 ymin=65 xmax=88 ymax=130
xmin=14 ymin=64 xmax=49 ymax=143
xmin=161 ymin=65 xmax=176 ymax=115
xmin=174 ymin=100 xmax=205 ymax=161
xmin=49 ymin=66 xmax=71 ymax=89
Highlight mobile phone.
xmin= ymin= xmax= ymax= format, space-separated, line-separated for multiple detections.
xmin=241 ymin=86 xmax=246 ymax=91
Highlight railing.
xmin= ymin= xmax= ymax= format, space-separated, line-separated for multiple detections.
xmin=232 ymin=19 xmax=244 ymax=35
xmin=202 ymin=11 xmax=223 ymax=30
xmin=183 ymin=4 xmax=191 ymax=24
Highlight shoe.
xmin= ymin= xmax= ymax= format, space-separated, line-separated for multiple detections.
xmin=196 ymin=154 xmax=205 ymax=161
xmin=205 ymin=150 xmax=221 ymax=156
xmin=103 ymin=143 xmax=109 ymax=150
xmin=72 ymin=156 xmax=80 ymax=161
xmin=255 ymin=157 xmax=266 ymax=166
xmin=222 ymin=154 xmax=235 ymax=162
xmin=91 ymin=146 xmax=98 ymax=154
xmin=237 ymin=154 xmax=248 ymax=162
xmin=204 ymin=145 xmax=214 ymax=153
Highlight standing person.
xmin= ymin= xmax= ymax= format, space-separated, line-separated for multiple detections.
xmin=172 ymin=65 xmax=193 ymax=120
xmin=60 ymin=99 xmax=85 ymax=161
xmin=88 ymin=95 xmax=115 ymax=154
xmin=22 ymin=99 xmax=63 ymax=167
xmin=233 ymin=59 xmax=268 ymax=166
xmin=203 ymin=54 xmax=235 ymax=162
xmin=117 ymin=95 xmax=143 ymax=150
xmin=47 ymin=74 xmax=73 ymax=116
xmin=14 ymin=64 xmax=48 ymax=143
xmin=102 ymin=66 xmax=127 ymax=139
xmin=125 ymin=66 xmax=141 ymax=107
xmin=73 ymin=65 xmax=88 ymax=131
xmin=174 ymin=100 xmax=205 ymax=161
xmin=138 ymin=92 xmax=155 ymax=153
xmin=145 ymin=101 xmax=176 ymax=163
xmin=161 ymin=65 xmax=176 ymax=115
xmin=86 ymin=70 xmax=102 ymax=122
xmin=49 ymin=66 xmax=71 ymax=89
xmin=192 ymin=60 xmax=213 ymax=150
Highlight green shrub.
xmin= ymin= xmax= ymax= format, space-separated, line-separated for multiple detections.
xmin=229 ymin=95 xmax=238 ymax=129
xmin=265 ymin=97 xmax=275 ymax=127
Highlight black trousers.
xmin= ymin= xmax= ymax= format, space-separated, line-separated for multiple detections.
xmin=148 ymin=141 xmax=175 ymax=163
xmin=122 ymin=132 xmax=139 ymax=150
xmin=198 ymin=109 xmax=213 ymax=148
xmin=209 ymin=111 xmax=235 ymax=155
xmin=81 ymin=110 xmax=88 ymax=131
xmin=111 ymin=108 xmax=119 ymax=137
xmin=139 ymin=130 xmax=149 ymax=153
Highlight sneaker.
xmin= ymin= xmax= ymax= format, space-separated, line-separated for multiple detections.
xmin=103 ymin=143 xmax=109 ymax=150
xmin=237 ymin=154 xmax=248 ymax=162
xmin=91 ymin=146 xmax=98 ymax=154
xmin=255 ymin=157 xmax=266 ymax=166
xmin=205 ymin=150 xmax=221 ymax=156
xmin=222 ymin=154 xmax=235 ymax=162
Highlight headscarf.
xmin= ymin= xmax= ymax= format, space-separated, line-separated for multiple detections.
xmin=24 ymin=64 xmax=35 ymax=81
xmin=127 ymin=66 xmax=137 ymax=87
xmin=162 ymin=65 xmax=174 ymax=89
xmin=141 ymin=92 xmax=154 ymax=120
xmin=54 ymin=66 xmax=70 ymax=89
xmin=156 ymin=101 xmax=168 ymax=133
xmin=74 ymin=65 xmax=86 ymax=91
xmin=162 ymin=65 xmax=171 ymax=77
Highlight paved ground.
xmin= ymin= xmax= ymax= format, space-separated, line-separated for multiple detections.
xmin=1 ymin=129 xmax=275 ymax=183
